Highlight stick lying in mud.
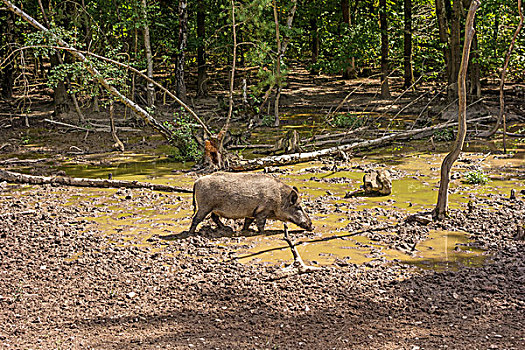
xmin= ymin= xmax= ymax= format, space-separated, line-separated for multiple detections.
xmin=281 ymin=223 xmax=321 ymax=274
xmin=0 ymin=169 xmax=192 ymax=193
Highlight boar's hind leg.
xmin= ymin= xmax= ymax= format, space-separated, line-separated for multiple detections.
xmin=189 ymin=208 xmax=211 ymax=234
xmin=255 ymin=215 xmax=267 ymax=234
xmin=242 ymin=217 xmax=254 ymax=231
xmin=211 ymin=213 xmax=226 ymax=229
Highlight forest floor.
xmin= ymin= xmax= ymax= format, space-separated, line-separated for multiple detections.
xmin=0 ymin=66 xmax=524 ymax=349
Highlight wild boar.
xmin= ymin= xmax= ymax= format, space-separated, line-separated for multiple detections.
xmin=188 ymin=172 xmax=313 ymax=234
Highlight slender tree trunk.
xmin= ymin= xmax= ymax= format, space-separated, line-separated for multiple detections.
xmin=211 ymin=0 xmax=238 ymax=168
xmin=434 ymin=0 xmax=480 ymax=220
xmin=482 ymin=0 xmax=523 ymax=140
xmin=493 ymin=8 xmax=499 ymax=58
xmin=403 ymin=0 xmax=414 ymax=89
xmin=176 ymin=0 xmax=188 ymax=102
xmin=129 ymin=25 xmax=138 ymax=119
xmin=109 ymin=101 xmax=125 ymax=152
xmin=0 ymin=11 xmax=15 ymax=99
xmin=51 ymin=55 xmax=70 ymax=117
xmin=272 ymin=0 xmax=298 ymax=127
xmin=435 ymin=0 xmax=451 ymax=84
xmin=379 ymin=0 xmax=390 ymax=98
xmin=273 ymin=0 xmax=282 ymax=127
xmin=40 ymin=0 xmax=69 ymax=118
xmin=196 ymin=0 xmax=208 ymax=97
xmin=341 ymin=0 xmax=356 ymax=79
xmin=448 ymin=0 xmax=462 ymax=98
xmin=310 ymin=18 xmax=319 ymax=65
xmin=141 ymin=0 xmax=155 ymax=108
xmin=39 ymin=0 xmax=84 ymax=121
xmin=469 ymin=27 xmax=481 ymax=97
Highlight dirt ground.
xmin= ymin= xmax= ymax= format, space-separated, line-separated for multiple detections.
xmin=0 ymin=67 xmax=524 ymax=349
xmin=0 ymin=183 xmax=524 ymax=349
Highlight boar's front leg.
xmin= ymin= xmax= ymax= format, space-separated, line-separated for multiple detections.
xmin=255 ymin=215 xmax=267 ymax=234
xmin=242 ymin=217 xmax=254 ymax=231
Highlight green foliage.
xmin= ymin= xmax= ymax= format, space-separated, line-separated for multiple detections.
xmin=261 ymin=114 xmax=275 ymax=127
xmin=330 ymin=113 xmax=365 ymax=129
xmin=164 ymin=112 xmax=202 ymax=162
xmin=308 ymin=16 xmax=380 ymax=75
xmin=25 ymin=28 xmax=81 ymax=58
xmin=463 ymin=170 xmax=490 ymax=185
xmin=433 ymin=128 xmax=455 ymax=142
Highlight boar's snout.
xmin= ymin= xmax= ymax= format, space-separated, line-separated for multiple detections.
xmin=293 ymin=208 xmax=314 ymax=231
xmin=300 ymin=216 xmax=314 ymax=231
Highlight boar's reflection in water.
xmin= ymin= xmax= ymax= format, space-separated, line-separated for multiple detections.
xmin=188 ymin=172 xmax=314 ymax=234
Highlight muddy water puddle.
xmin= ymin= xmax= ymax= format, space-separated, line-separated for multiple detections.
xmin=3 ymin=145 xmax=522 ymax=271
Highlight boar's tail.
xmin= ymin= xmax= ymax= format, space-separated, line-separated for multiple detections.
xmin=192 ymin=183 xmax=196 ymax=215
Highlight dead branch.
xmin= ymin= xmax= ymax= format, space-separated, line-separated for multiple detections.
xmin=0 ymin=169 xmax=192 ymax=193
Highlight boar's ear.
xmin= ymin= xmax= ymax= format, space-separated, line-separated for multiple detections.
xmin=289 ymin=189 xmax=299 ymax=204
xmin=293 ymin=186 xmax=299 ymax=193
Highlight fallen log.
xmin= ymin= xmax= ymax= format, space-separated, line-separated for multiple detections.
xmin=230 ymin=116 xmax=492 ymax=171
xmin=0 ymin=158 xmax=48 ymax=166
xmin=300 ymin=126 xmax=368 ymax=143
xmin=0 ymin=169 xmax=192 ymax=193
xmin=44 ymin=119 xmax=140 ymax=133
xmin=304 ymin=137 xmax=364 ymax=148
xmin=227 ymin=144 xmax=274 ymax=150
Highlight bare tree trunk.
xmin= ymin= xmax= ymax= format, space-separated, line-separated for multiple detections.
xmin=273 ymin=0 xmax=282 ymax=127
xmin=448 ymin=0 xmax=462 ymax=99
xmin=379 ymin=0 xmax=390 ymax=98
xmin=469 ymin=27 xmax=481 ymax=97
xmin=38 ymin=0 xmax=84 ymax=122
xmin=217 ymin=0 xmax=237 ymax=159
xmin=196 ymin=0 xmax=208 ymax=97
xmin=176 ymin=0 xmax=188 ymax=101
xmin=435 ymin=0 xmax=451 ymax=89
xmin=272 ymin=0 xmax=298 ymax=127
xmin=0 ymin=11 xmax=15 ymax=99
xmin=482 ymin=0 xmax=523 ymax=141
xmin=109 ymin=101 xmax=125 ymax=152
xmin=434 ymin=0 xmax=480 ymax=220
xmin=341 ymin=0 xmax=355 ymax=79
xmin=310 ymin=17 xmax=319 ymax=65
xmin=141 ymin=0 xmax=155 ymax=108
xmin=403 ymin=0 xmax=414 ymax=89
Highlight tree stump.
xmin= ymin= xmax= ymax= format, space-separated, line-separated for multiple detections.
xmin=363 ymin=169 xmax=392 ymax=195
